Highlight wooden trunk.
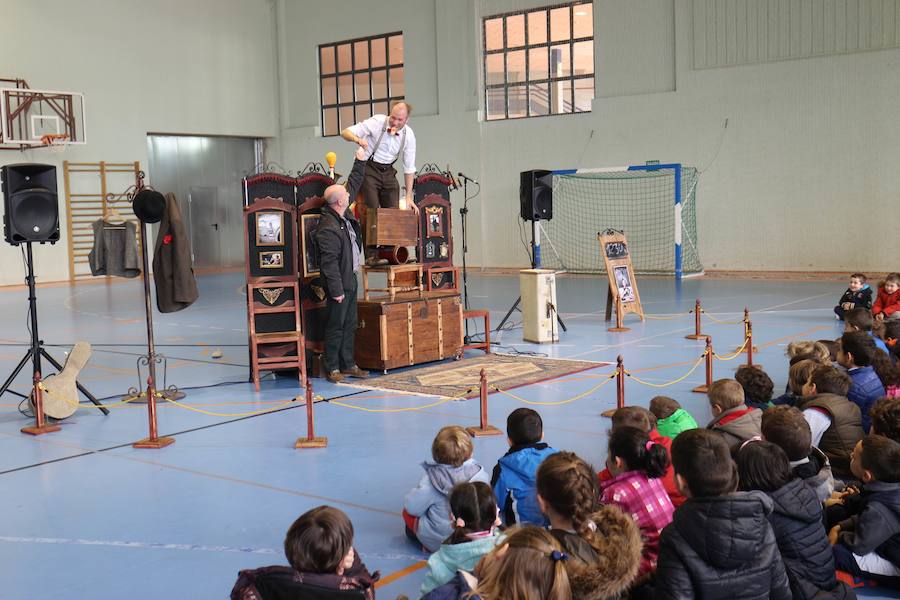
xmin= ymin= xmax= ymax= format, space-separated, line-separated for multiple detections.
xmin=356 ymin=291 xmax=463 ymax=371
xmin=366 ymin=208 xmax=418 ymax=247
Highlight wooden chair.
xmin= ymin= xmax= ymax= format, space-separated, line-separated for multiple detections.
xmin=247 ymin=279 xmax=307 ymax=391
xmin=463 ymin=309 xmax=491 ymax=354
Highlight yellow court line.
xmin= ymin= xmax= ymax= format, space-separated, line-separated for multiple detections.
xmin=374 ymin=560 xmax=427 ymax=588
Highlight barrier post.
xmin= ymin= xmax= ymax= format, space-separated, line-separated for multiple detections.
xmin=296 ymin=380 xmax=328 ymax=448
xmin=608 ymin=296 xmax=630 ymax=333
xmin=685 ymin=299 xmax=706 ymax=340
xmin=133 ymin=375 xmax=174 ymax=448
xmin=21 ymin=371 xmax=60 ymax=435
xmin=466 ymin=369 xmax=501 ymax=437
xmin=616 ymin=355 xmax=625 ymax=409
xmin=746 ymin=321 xmax=754 ymax=367
xmin=692 ymin=338 xmax=713 ymax=393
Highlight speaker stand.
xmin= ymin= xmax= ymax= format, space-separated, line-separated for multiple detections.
xmin=496 ymin=219 xmax=567 ymax=333
xmin=0 ymin=242 xmax=108 ymax=415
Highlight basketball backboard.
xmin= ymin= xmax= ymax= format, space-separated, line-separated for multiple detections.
xmin=0 ymin=87 xmax=86 ymax=148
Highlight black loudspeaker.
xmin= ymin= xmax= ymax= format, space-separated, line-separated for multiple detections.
xmin=519 ymin=169 xmax=553 ymax=221
xmin=2 ymin=163 xmax=60 ymax=245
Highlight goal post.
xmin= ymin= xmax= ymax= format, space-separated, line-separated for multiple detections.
xmin=542 ymin=163 xmax=702 ymax=280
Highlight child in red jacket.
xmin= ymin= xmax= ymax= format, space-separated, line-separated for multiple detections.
xmin=873 ymin=273 xmax=900 ymax=322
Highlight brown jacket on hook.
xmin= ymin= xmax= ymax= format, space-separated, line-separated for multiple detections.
xmin=152 ymin=192 xmax=199 ymax=313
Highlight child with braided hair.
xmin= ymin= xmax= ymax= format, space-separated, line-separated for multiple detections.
xmin=602 ymin=426 xmax=675 ymax=578
xmin=419 ymin=482 xmax=503 ymax=596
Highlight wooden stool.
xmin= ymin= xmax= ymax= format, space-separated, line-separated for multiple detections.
xmin=463 ymin=309 xmax=491 ymax=354
xmin=362 ymin=264 xmax=424 ymax=300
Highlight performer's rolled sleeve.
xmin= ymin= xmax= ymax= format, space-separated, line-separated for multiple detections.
xmin=403 ymin=128 xmax=417 ymax=174
xmin=348 ymin=116 xmax=379 ymax=144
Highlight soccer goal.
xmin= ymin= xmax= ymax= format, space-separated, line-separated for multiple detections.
xmin=540 ymin=163 xmax=702 ymax=279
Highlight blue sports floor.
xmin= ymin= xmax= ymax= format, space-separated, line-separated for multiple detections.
xmin=0 ymin=271 xmax=892 ymax=599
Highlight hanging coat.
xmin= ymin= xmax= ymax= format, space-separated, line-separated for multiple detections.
xmin=152 ymin=192 xmax=199 ymax=313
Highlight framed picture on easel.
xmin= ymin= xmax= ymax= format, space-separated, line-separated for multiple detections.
xmin=598 ymin=230 xmax=644 ymax=330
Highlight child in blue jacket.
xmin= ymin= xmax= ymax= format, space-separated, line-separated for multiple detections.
xmin=491 ymin=408 xmax=558 ymax=526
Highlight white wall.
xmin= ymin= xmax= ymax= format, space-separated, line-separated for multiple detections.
xmin=274 ymin=0 xmax=900 ymax=273
xmin=0 ymin=0 xmax=278 ymax=285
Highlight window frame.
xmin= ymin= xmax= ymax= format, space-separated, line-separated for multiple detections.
xmin=482 ymin=1 xmax=594 ymax=121
xmin=318 ymin=31 xmax=405 ymax=137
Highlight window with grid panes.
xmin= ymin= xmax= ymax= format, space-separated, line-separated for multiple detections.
xmin=483 ymin=2 xmax=593 ymax=120
xmin=319 ymin=33 xmax=404 ymax=137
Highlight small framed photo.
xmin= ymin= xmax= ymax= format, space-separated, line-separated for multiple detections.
xmin=613 ymin=265 xmax=635 ymax=303
xmin=260 ymin=250 xmax=284 ymax=269
xmin=256 ymin=211 xmax=284 ymax=246
xmin=426 ymin=206 xmax=443 ymax=238
xmin=425 ymin=240 xmax=437 ymax=259
xmin=300 ymin=213 xmax=321 ymax=278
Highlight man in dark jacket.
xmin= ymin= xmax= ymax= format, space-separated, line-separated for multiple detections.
xmin=655 ymin=429 xmax=792 ymax=600
xmin=316 ymin=147 xmax=370 ymax=383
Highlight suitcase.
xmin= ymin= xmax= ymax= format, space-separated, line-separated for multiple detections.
xmin=355 ymin=291 xmax=463 ymax=371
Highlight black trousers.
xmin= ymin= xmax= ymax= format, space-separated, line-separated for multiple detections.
xmin=324 ymin=277 xmax=358 ymax=373
xmin=361 ymin=161 xmax=400 ymax=210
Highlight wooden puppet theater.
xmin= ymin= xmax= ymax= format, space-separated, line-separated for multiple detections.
xmin=241 ymin=160 xmax=488 ymax=387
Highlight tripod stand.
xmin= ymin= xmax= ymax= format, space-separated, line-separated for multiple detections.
xmin=0 ymin=242 xmax=108 ymax=415
xmin=496 ymin=219 xmax=568 ymax=334
xmin=459 ymin=174 xmax=475 ymax=344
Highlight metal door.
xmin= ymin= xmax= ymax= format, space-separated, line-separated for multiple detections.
xmin=188 ymin=186 xmax=222 ymax=269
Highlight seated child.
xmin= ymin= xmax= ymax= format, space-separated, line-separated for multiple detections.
xmin=602 ymin=426 xmax=675 ymax=579
xmin=845 ymin=307 xmax=891 ymax=355
xmin=735 ymin=364 xmax=775 ymax=411
xmin=537 ymin=450 xmax=601 ymax=564
xmin=491 ymin=408 xmax=557 ymax=526
xmin=871 ymin=397 xmax=900 ymax=442
xmin=830 ymin=434 xmax=900 ymax=587
xmin=420 ymin=482 xmax=503 ymax=596
xmin=422 ymin=526 xmax=572 ymax=600
xmin=599 ymin=406 xmax=685 ymax=507
xmin=404 ymin=425 xmax=490 ymax=552
xmin=655 ymin=429 xmax=791 ymax=599
xmin=872 ymin=321 xmax=900 ymax=398
xmin=735 ymin=441 xmax=853 ymax=600
xmin=774 ymin=359 xmax=820 ymax=408
xmin=838 ymin=331 xmax=885 ymax=432
xmin=761 ymin=405 xmax=834 ymax=502
xmin=796 ymin=365 xmax=864 ymax=480
xmin=649 ymin=395 xmax=698 ymax=439
xmin=706 ymin=378 xmax=762 ymax=449
xmin=231 ymin=505 xmax=377 ymax=600
xmin=872 ymin=273 xmax=900 ymax=322
xmin=835 ymin=272 xmax=874 ymax=320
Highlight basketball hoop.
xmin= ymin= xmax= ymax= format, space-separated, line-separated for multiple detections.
xmin=40 ymin=133 xmax=69 ymax=154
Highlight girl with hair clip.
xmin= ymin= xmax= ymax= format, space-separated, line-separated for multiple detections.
xmin=423 ymin=526 xmax=573 ymax=600
xmin=537 ymin=451 xmax=643 ymax=600
xmin=419 ymin=482 xmax=503 ymax=596
xmin=602 ymin=426 xmax=675 ymax=579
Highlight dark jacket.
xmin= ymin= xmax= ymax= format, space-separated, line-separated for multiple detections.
xmin=315 ymin=159 xmax=365 ymax=299
xmin=707 ymin=405 xmax=762 ymax=450
xmin=846 ymin=365 xmax=886 ymax=432
xmin=152 ymin=193 xmax=198 ymax=313
xmin=422 ymin=571 xmax=480 ymax=600
xmin=490 ymin=441 xmax=558 ymax=525
xmin=654 ymin=491 xmax=791 ymax=600
xmin=838 ymin=480 xmax=900 ymax=566
xmin=230 ymin=552 xmax=377 ymax=600
xmin=767 ymin=478 xmax=856 ymax=600
xmin=793 ymin=446 xmax=835 ymax=503
xmin=797 ymin=394 xmax=865 ymax=479
xmin=837 ymin=285 xmax=874 ymax=312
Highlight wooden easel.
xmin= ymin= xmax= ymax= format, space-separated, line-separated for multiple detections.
xmin=599 ymin=231 xmax=644 ymax=332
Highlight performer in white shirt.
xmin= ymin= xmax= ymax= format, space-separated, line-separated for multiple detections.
xmin=341 ymin=101 xmax=418 ymax=215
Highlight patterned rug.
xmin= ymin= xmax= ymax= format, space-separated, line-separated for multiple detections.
xmin=357 ymin=353 xmax=608 ymax=398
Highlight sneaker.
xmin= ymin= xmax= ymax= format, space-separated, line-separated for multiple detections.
xmin=326 ymin=370 xmax=344 ymax=383
xmin=341 ymin=365 xmax=369 ymax=379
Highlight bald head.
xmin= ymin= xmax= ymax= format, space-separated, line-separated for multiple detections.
xmin=388 ymin=102 xmax=410 ymax=131
xmin=324 ymin=184 xmax=349 ymax=210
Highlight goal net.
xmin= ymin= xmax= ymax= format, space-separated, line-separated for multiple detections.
xmin=541 ymin=165 xmax=702 ymax=277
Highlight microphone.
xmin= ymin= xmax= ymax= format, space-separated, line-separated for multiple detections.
xmin=458 ymin=172 xmax=479 ymax=185
xmin=446 ymin=165 xmax=460 ymax=190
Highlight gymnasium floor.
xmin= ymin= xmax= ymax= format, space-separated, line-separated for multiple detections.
xmin=0 ymin=271 xmax=890 ymax=599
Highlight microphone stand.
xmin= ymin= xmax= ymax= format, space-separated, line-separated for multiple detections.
xmin=459 ymin=176 xmax=472 ymax=344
